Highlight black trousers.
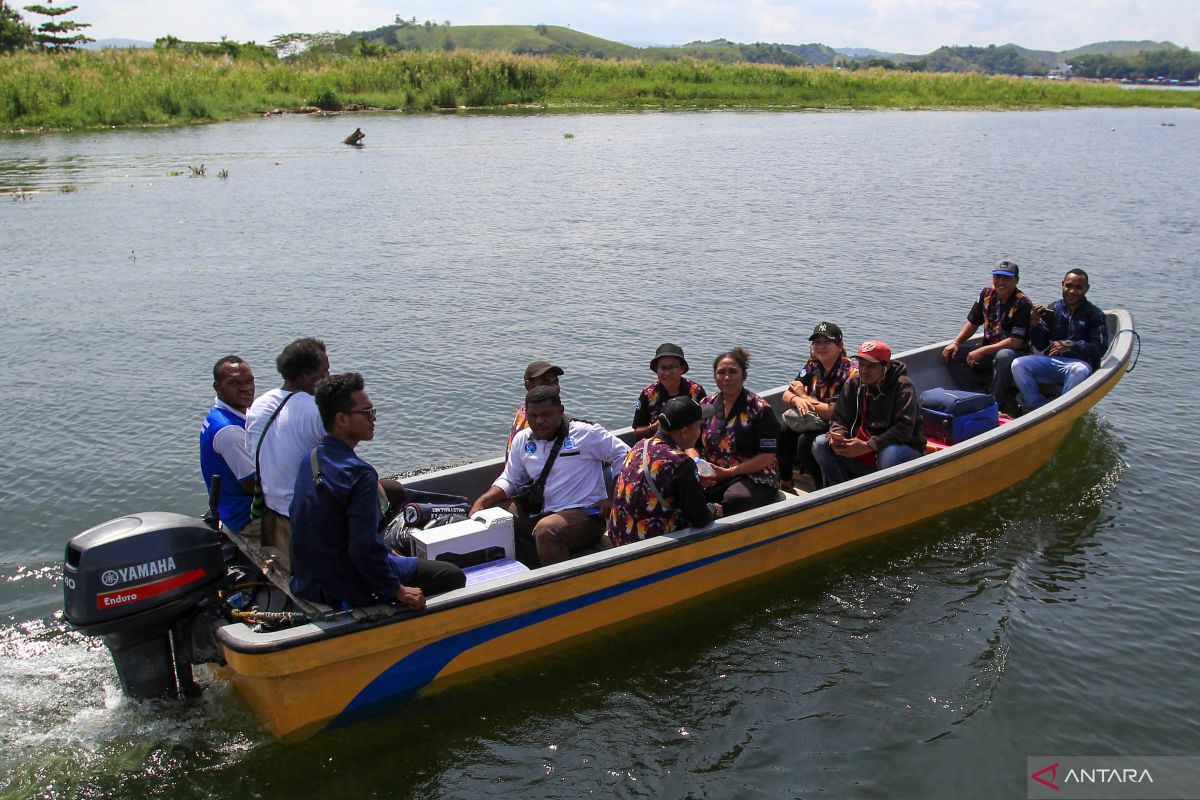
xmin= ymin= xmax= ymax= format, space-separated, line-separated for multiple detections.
xmin=705 ymin=476 xmax=778 ymax=516
xmin=408 ymin=558 xmax=467 ymax=595
xmin=777 ymin=427 xmax=826 ymax=488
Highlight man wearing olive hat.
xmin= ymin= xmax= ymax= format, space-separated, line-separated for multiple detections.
xmin=507 ymin=359 xmax=565 ymax=455
xmin=941 ymin=259 xmax=1033 ymax=413
xmin=609 ymin=396 xmax=722 ymax=547
xmin=812 ymin=340 xmax=925 ymax=486
xmin=631 ymin=343 xmax=707 ymax=440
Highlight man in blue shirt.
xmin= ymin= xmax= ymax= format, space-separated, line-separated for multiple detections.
xmin=290 ymin=373 xmax=465 ymax=609
xmin=1011 ymin=269 xmax=1108 ymax=412
xmin=199 ymin=356 xmax=257 ymax=534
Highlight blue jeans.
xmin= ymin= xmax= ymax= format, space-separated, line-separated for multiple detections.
xmin=1011 ymin=354 xmax=1093 ymax=411
xmin=812 ymin=434 xmax=923 ymax=487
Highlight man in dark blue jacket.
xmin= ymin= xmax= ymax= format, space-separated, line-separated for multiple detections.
xmin=1011 ymin=269 xmax=1108 ymax=412
xmin=290 ymin=373 xmax=464 ymax=609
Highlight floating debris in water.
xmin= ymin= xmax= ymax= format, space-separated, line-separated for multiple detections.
xmin=343 ymin=128 xmax=365 ymax=146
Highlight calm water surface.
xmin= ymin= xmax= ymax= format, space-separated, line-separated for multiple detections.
xmin=1 ymin=107 xmax=1197 ymax=798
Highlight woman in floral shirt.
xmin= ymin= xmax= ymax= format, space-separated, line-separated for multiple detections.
xmin=690 ymin=348 xmax=781 ymax=516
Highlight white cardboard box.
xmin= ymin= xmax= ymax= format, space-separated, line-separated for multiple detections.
xmin=410 ymin=507 xmax=515 ymax=562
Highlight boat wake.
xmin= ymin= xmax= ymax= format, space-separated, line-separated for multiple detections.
xmin=0 ymin=607 xmax=267 ymax=797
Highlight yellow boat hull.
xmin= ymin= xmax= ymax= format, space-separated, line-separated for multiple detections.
xmin=216 ymin=315 xmax=1134 ymax=738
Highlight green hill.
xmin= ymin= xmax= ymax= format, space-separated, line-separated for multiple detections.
xmin=355 ymin=22 xmax=640 ymax=59
xmin=333 ymin=25 xmax=1191 ymax=77
xmin=1061 ymin=40 xmax=1179 ymax=58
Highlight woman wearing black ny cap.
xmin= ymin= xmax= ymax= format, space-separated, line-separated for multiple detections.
xmin=631 ymin=343 xmax=707 ymax=440
xmin=778 ymin=322 xmax=857 ymax=491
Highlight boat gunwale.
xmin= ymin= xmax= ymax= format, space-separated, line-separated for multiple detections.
xmin=217 ymin=310 xmax=1136 ymax=656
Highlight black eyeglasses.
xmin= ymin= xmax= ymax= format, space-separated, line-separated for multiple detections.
xmin=349 ymin=406 xmax=376 ymax=421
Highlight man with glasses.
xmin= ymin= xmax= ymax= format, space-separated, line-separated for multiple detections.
xmin=812 ymin=341 xmax=926 ymax=486
xmin=290 ymin=372 xmax=465 ymax=610
xmin=507 ymin=360 xmax=565 ymax=455
xmin=941 ymin=259 xmax=1033 ymax=414
xmin=1010 ymin=269 xmax=1108 ymax=412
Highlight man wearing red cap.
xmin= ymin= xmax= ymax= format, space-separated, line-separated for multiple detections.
xmin=812 ymin=340 xmax=926 ymax=486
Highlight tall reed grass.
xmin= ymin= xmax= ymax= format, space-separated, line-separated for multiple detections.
xmin=2 ymin=48 xmax=1196 ymax=130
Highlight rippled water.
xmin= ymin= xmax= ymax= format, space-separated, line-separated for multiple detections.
xmin=1 ymin=107 xmax=1197 ymax=798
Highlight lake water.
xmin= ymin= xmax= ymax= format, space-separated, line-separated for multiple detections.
xmin=1 ymin=106 xmax=1197 ymax=798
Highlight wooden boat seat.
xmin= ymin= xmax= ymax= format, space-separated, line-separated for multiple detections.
xmin=223 ymin=526 xmax=331 ymax=617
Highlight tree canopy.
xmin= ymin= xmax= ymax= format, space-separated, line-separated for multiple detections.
xmin=1 ymin=0 xmax=34 ymax=52
xmin=22 ymin=1 xmax=92 ymax=50
xmin=1068 ymin=48 xmax=1200 ymax=80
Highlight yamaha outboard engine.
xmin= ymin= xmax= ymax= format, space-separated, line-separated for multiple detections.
xmin=63 ymin=512 xmax=227 ymax=700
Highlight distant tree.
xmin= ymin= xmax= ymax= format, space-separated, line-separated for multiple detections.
xmin=423 ymin=20 xmax=432 ymax=32
xmin=22 ymin=0 xmax=91 ymax=50
xmin=1070 ymin=47 xmax=1200 ymax=80
xmin=356 ymin=36 xmax=387 ymax=57
xmin=1 ymin=0 xmax=34 ymax=52
xmin=535 ymin=24 xmax=548 ymax=36
xmin=443 ymin=20 xmax=450 ymax=27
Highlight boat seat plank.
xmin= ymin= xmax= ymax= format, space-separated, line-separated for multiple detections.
xmin=224 ymin=526 xmax=330 ymax=616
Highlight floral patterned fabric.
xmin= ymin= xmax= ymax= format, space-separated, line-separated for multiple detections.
xmin=698 ymin=390 xmax=780 ymax=489
xmin=608 ymin=436 xmax=692 ymax=546
xmin=632 ymin=377 xmax=707 ymax=431
xmin=793 ymin=355 xmax=858 ymax=403
xmin=506 ymin=403 xmax=527 ymax=456
xmin=968 ymin=286 xmax=1033 ymax=346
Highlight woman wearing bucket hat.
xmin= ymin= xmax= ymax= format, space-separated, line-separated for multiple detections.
xmin=631 ymin=343 xmax=707 ymax=440
xmin=778 ymin=322 xmax=858 ymax=491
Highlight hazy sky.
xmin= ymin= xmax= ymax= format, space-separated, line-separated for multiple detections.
xmin=57 ymin=0 xmax=1198 ymax=54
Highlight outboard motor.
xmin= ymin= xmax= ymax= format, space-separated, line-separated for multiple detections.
xmin=63 ymin=512 xmax=227 ymax=700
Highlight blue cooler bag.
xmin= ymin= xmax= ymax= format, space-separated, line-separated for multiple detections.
xmin=920 ymin=388 xmax=999 ymax=445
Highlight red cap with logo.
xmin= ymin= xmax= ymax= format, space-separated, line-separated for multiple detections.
xmin=857 ymin=340 xmax=892 ymax=364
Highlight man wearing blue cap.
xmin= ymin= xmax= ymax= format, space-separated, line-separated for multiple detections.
xmin=940 ymin=259 xmax=1032 ymax=413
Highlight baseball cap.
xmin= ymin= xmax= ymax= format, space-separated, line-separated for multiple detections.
xmin=992 ymin=259 xmax=1020 ymax=278
xmin=856 ymin=340 xmax=892 ymax=364
xmin=524 ymin=360 xmax=564 ymax=381
xmin=658 ymin=397 xmax=717 ymax=430
xmin=808 ymin=321 xmax=843 ymax=342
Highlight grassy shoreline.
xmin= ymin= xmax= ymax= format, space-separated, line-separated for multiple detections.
xmin=3 ymin=48 xmax=1197 ymax=131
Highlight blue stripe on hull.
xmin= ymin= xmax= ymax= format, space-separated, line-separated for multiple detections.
xmin=331 ymin=499 xmax=875 ymax=729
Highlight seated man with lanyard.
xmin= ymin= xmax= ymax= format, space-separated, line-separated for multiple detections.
xmin=290 ymin=372 xmax=465 ymax=609
xmin=608 ymin=396 xmax=722 ymax=547
xmin=471 ymin=385 xmax=630 ymax=568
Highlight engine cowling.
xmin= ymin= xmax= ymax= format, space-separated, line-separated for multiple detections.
xmin=64 ymin=512 xmax=227 ymax=699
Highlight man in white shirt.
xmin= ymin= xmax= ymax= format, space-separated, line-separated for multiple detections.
xmin=246 ymin=337 xmax=330 ymax=550
xmin=471 ymin=386 xmax=630 ymax=567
